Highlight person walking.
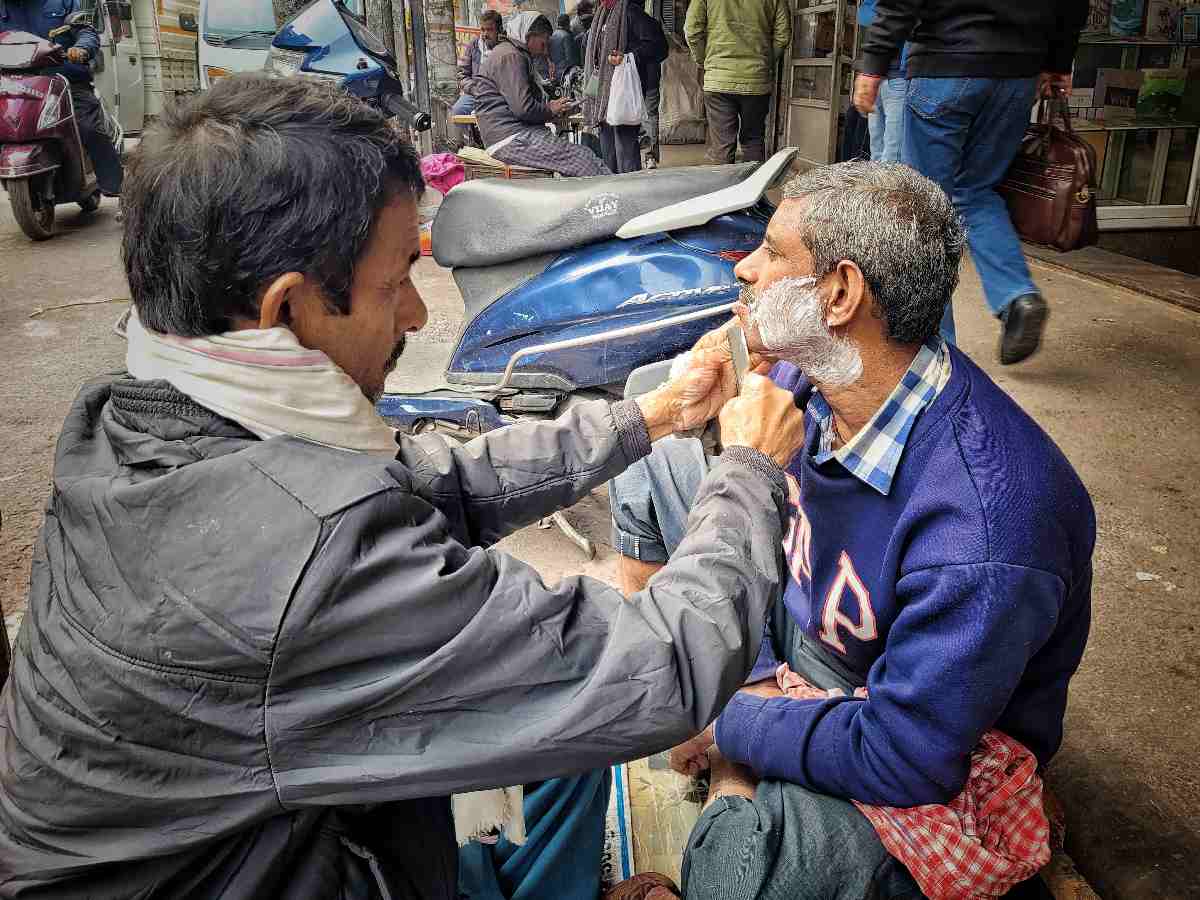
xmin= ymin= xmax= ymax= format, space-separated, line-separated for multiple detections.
xmin=858 ymin=0 xmax=906 ymax=163
xmin=685 ymin=0 xmax=791 ymax=164
xmin=854 ymin=0 xmax=1089 ymax=363
xmin=583 ymin=0 xmax=668 ymax=174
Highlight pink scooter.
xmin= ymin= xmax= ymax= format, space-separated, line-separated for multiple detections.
xmin=0 ymin=23 xmax=120 ymax=240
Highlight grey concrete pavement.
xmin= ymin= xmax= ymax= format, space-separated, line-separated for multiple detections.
xmin=1 ymin=195 xmax=1198 ymax=897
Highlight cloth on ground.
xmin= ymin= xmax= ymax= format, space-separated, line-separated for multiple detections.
xmin=775 ymin=665 xmax=1052 ymax=900
xmin=421 ymin=152 xmax=466 ymax=195
xmin=125 ymin=307 xmax=528 ymax=845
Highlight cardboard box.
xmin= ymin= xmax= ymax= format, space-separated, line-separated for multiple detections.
xmin=1137 ymin=67 xmax=1188 ymax=116
xmin=1080 ymin=130 xmax=1109 ymax=177
xmin=1110 ymin=0 xmax=1147 ymax=35
xmin=1096 ymin=67 xmax=1144 ymax=119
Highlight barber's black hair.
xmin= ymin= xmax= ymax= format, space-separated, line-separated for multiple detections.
xmin=480 ymin=9 xmax=501 ymax=27
xmin=557 ymin=13 xmax=571 ymax=28
xmin=122 ymin=74 xmax=424 ymax=337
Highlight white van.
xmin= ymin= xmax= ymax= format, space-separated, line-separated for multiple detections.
xmin=197 ymin=0 xmax=275 ymax=90
xmin=84 ymin=0 xmax=200 ymax=135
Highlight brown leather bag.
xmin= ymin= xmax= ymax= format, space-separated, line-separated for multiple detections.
xmin=997 ymin=93 xmax=1099 ymax=252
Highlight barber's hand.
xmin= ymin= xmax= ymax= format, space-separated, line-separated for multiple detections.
xmin=668 ymin=724 xmax=715 ymax=777
xmin=1039 ymin=72 xmax=1072 ymax=99
xmin=853 ymin=73 xmax=882 ymax=114
xmin=548 ymin=98 xmax=572 ymax=116
xmin=637 ymin=345 xmax=739 ymax=439
xmin=692 ymin=318 xmax=770 ymax=370
xmin=67 ymin=47 xmax=89 ymax=64
xmin=719 ymin=372 xmax=806 ymax=467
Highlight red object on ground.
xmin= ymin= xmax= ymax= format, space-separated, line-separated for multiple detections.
xmin=775 ymin=665 xmax=1052 ymax=899
xmin=421 ymin=152 xmax=466 ymax=195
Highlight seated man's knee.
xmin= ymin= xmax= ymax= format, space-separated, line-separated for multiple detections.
xmin=681 ymin=794 xmax=778 ymax=900
xmin=609 ymin=436 xmax=707 ymax=566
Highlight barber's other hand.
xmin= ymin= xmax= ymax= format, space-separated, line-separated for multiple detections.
xmin=637 ymin=346 xmax=737 ymax=438
xmin=719 ymin=372 xmax=805 ymax=467
xmin=668 ymin=724 xmax=715 ymax=777
xmin=548 ymin=98 xmax=572 ymax=116
xmin=67 ymin=47 xmax=89 ymax=64
xmin=852 ymin=73 xmax=882 ymax=114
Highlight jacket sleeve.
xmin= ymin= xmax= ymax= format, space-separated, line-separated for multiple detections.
xmin=859 ymin=0 xmax=918 ymax=77
xmin=684 ymin=0 xmax=707 ymax=68
xmin=715 ymin=562 xmax=1069 ymax=806
xmin=773 ymin=0 xmax=792 ymax=62
xmin=263 ymin=449 xmax=790 ymax=806
xmin=493 ymin=47 xmax=553 ymax=123
xmin=1045 ymin=0 xmax=1088 ymax=74
xmin=396 ymin=399 xmax=647 ymax=550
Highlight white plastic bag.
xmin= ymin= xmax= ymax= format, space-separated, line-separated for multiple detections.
xmin=606 ymin=52 xmax=645 ymax=127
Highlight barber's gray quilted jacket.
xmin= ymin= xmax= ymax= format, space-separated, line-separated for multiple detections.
xmin=0 ymin=376 xmax=787 ymax=899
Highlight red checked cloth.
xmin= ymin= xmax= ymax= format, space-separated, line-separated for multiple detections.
xmin=775 ymin=665 xmax=1052 ymax=899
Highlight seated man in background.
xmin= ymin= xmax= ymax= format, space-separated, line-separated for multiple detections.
xmin=609 ymin=161 xmax=1096 ymax=899
xmin=474 ymin=11 xmax=608 ymax=176
xmin=451 ymin=9 xmax=502 ymax=142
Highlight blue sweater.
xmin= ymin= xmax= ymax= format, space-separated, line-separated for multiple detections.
xmin=0 ymin=0 xmax=98 ymax=84
xmin=715 ymin=346 xmax=1095 ymax=807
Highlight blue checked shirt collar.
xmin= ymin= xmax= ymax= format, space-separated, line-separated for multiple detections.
xmin=807 ymin=338 xmax=951 ymax=495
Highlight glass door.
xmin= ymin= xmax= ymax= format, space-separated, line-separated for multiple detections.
xmin=1072 ymin=37 xmax=1200 ymax=229
xmin=775 ymin=0 xmax=856 ymax=169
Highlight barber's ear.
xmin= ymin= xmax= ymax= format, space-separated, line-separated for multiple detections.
xmin=825 ymin=260 xmax=868 ymax=330
xmin=257 ymin=272 xmax=307 ymax=329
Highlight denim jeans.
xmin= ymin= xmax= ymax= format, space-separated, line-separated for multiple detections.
xmin=902 ymin=77 xmax=1039 ymax=343
xmin=680 ymin=618 xmax=921 ymax=900
xmin=868 ymin=77 xmax=907 ymax=163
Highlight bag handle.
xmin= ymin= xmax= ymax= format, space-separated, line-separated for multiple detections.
xmin=1036 ymin=87 xmax=1075 ymax=136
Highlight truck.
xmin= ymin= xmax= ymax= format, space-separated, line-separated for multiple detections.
xmin=83 ymin=0 xmax=201 ymax=136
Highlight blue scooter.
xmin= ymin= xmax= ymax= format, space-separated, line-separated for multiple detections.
xmin=267 ymin=0 xmax=431 ymax=131
xmin=377 ymin=154 xmax=796 ymax=437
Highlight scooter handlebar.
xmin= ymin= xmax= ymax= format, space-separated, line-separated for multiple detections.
xmin=383 ymin=92 xmax=432 ymax=132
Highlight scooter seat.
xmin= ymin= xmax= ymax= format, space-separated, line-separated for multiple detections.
xmin=432 ymin=162 xmax=757 ymax=269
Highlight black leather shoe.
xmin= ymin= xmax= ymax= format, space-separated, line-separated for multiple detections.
xmin=999 ymin=294 xmax=1048 ymax=365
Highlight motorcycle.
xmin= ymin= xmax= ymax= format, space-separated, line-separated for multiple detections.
xmin=376 ymin=149 xmax=795 ymax=436
xmin=0 ymin=16 xmax=122 ymax=241
xmin=265 ymin=0 xmax=431 ymax=132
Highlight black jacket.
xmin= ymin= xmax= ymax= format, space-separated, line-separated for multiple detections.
xmin=0 ymin=377 xmax=788 ymax=898
xmin=861 ymin=0 xmax=1089 ymax=79
xmin=586 ymin=3 xmax=669 ymax=94
xmin=626 ymin=4 xmax=669 ymax=93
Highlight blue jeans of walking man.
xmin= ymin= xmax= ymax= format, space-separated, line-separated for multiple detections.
xmin=868 ymin=77 xmax=907 ymax=164
xmin=902 ymin=77 xmax=1039 ymax=344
